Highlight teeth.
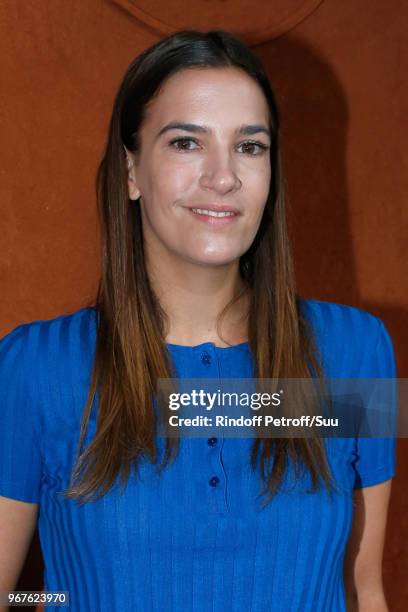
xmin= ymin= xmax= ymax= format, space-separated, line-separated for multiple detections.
xmin=191 ymin=208 xmax=236 ymax=217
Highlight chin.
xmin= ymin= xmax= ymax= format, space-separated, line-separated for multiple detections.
xmin=188 ymin=252 xmax=241 ymax=267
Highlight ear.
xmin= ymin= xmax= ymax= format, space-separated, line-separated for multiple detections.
xmin=123 ymin=146 xmax=141 ymax=201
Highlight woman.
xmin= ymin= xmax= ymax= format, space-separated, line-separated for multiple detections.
xmin=0 ymin=30 xmax=396 ymax=611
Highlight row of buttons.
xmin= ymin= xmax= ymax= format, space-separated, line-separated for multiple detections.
xmin=203 ymin=351 xmax=215 ymax=485
xmin=193 ymin=350 xmax=218 ymax=487
xmin=208 ymin=437 xmax=219 ymax=486
xmin=203 ymin=350 xmax=217 ymax=485
xmin=200 ymin=351 xmax=218 ymax=487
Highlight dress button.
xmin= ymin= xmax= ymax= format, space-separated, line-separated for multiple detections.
xmin=200 ymin=351 xmax=212 ymax=365
xmin=209 ymin=476 xmax=220 ymax=487
xmin=207 ymin=437 xmax=218 ymax=446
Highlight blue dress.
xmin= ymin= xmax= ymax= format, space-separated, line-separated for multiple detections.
xmin=0 ymin=299 xmax=396 ymax=611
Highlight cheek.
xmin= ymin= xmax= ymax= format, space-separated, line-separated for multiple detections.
xmin=254 ymin=161 xmax=271 ymax=197
xmin=246 ymin=167 xmax=271 ymax=217
xmin=154 ymin=159 xmax=198 ymax=202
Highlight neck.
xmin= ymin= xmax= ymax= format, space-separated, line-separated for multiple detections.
xmin=146 ymin=251 xmax=250 ymax=348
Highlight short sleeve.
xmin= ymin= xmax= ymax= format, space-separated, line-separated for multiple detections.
xmin=0 ymin=323 xmax=42 ymax=502
xmin=352 ymin=318 xmax=397 ymax=489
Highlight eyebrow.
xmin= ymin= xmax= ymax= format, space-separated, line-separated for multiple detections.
xmin=156 ymin=121 xmax=272 ymax=140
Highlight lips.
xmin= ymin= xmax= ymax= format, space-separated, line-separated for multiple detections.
xmin=186 ymin=207 xmax=239 ymax=226
xmin=187 ymin=203 xmax=241 ymax=215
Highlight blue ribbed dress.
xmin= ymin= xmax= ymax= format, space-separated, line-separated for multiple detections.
xmin=0 ymin=299 xmax=397 ymax=611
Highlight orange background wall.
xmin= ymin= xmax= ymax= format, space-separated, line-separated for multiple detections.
xmin=0 ymin=1 xmax=406 ymax=609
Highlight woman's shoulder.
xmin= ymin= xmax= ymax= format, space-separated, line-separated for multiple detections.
xmin=299 ymin=297 xmax=382 ymax=335
xmin=298 ymin=298 xmax=395 ymax=377
xmin=0 ymin=307 xmax=97 ymax=503
xmin=0 ymin=306 xmax=98 ymax=373
xmin=0 ymin=305 xmax=97 ymax=342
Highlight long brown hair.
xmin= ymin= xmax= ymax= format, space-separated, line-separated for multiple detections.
xmin=66 ymin=30 xmax=335 ymax=504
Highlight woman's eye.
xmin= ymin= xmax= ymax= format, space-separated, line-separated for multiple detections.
xmin=169 ymin=137 xmax=200 ymax=151
xmin=238 ymin=141 xmax=269 ymax=156
xmin=168 ymin=137 xmax=269 ymax=156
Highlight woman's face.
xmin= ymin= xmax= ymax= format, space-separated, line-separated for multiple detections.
xmin=127 ymin=66 xmax=272 ymax=267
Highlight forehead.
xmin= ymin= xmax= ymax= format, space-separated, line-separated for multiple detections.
xmin=144 ymin=67 xmax=270 ymax=126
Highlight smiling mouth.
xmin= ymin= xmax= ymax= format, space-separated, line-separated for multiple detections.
xmin=187 ymin=207 xmax=239 ymax=226
xmin=191 ymin=208 xmax=236 ymax=218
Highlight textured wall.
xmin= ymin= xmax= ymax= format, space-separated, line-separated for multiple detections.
xmin=0 ymin=0 xmax=406 ymax=609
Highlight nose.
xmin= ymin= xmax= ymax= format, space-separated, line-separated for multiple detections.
xmin=198 ymin=148 xmax=242 ymax=195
